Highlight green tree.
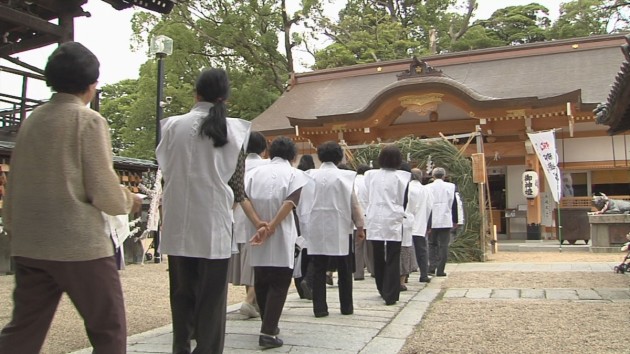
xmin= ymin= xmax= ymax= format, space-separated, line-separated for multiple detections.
xmin=476 ymin=3 xmax=551 ymax=45
xmin=548 ymin=0 xmax=625 ymax=39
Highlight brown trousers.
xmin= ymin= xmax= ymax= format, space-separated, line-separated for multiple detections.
xmin=0 ymin=256 xmax=126 ymax=354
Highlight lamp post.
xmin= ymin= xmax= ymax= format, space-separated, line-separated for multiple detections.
xmin=148 ymin=35 xmax=173 ymax=264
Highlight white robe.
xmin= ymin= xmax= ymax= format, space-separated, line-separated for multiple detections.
xmin=407 ymin=180 xmax=434 ymax=238
xmin=298 ymin=162 xmax=356 ymax=256
xmin=232 ymin=154 xmax=270 ymax=245
xmin=246 ymin=157 xmax=310 ymax=268
xmin=428 ymin=179 xmax=456 ymax=228
xmin=156 ymin=102 xmax=251 ymax=259
xmin=364 ymin=169 xmax=411 ymax=242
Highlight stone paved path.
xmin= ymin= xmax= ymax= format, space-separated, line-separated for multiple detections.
xmin=72 ymin=262 xmax=627 ymax=353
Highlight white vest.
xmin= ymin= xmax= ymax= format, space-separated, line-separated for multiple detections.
xmin=407 ymin=180 xmax=434 ymax=237
xmin=246 ymin=158 xmax=310 ymax=268
xmin=298 ymin=162 xmax=356 ymax=256
xmin=364 ymin=169 xmax=411 ymax=242
xmin=428 ymin=179 xmax=456 ymax=228
xmin=156 ymin=103 xmax=251 ymax=259
xmin=233 ymin=154 xmax=270 ymax=244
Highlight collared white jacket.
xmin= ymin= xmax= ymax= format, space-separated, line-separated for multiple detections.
xmin=428 ymin=178 xmax=456 ymax=228
xmin=233 ymin=154 xmax=270 ymax=244
xmin=156 ymin=102 xmax=251 ymax=259
xmin=298 ymin=162 xmax=357 ymax=256
xmin=364 ymin=169 xmax=411 ymax=242
xmin=246 ymin=158 xmax=310 ymax=268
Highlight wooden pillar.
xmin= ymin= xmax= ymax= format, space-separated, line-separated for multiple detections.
xmin=525 ymin=153 xmax=542 ymax=224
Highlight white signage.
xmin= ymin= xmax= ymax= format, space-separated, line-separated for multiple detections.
xmin=527 ymin=131 xmax=562 ymax=203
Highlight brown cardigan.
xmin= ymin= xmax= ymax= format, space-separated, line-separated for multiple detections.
xmin=3 ymin=93 xmax=134 ymax=261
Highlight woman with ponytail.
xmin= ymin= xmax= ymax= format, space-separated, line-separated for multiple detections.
xmin=156 ymin=68 xmax=253 ymax=353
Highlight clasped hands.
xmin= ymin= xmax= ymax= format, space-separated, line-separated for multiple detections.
xmin=250 ymin=221 xmax=276 ymax=245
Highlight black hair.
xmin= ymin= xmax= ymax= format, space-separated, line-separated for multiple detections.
xmin=269 ymin=136 xmax=297 ymax=161
xmin=378 ymin=145 xmax=402 ymax=169
xmin=317 ymin=141 xmax=344 ymax=164
xmin=337 ymin=163 xmax=354 ymax=171
xmin=297 ymin=154 xmax=315 ymax=171
xmin=246 ymin=131 xmax=267 ymax=154
xmin=44 ymin=42 xmax=100 ymax=94
xmin=196 ymin=68 xmax=230 ymax=147
xmin=356 ymin=164 xmax=370 ymax=175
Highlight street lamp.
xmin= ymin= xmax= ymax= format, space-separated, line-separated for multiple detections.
xmin=149 ymin=34 xmax=173 ymax=147
xmin=148 ymin=34 xmax=172 ymax=264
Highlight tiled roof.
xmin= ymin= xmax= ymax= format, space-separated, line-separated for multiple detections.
xmin=252 ymin=34 xmax=627 ymax=133
xmin=594 ymin=35 xmax=630 ymax=135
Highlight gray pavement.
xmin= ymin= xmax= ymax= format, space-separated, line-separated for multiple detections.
xmin=72 ymin=261 xmax=626 ymax=354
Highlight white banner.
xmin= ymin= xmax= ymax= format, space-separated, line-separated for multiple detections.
xmin=527 ymin=131 xmax=562 ymax=203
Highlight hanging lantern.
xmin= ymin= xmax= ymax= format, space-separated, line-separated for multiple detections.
xmin=522 ymin=171 xmax=539 ymax=199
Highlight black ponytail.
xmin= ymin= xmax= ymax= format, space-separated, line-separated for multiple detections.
xmin=199 ymin=102 xmax=228 ymax=147
xmin=195 ymin=68 xmax=230 ymax=147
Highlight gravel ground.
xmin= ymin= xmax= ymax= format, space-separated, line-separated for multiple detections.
xmin=0 ymin=251 xmax=627 ymax=353
xmin=399 ymin=252 xmax=630 ymax=354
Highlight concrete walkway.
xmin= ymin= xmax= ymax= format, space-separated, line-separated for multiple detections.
xmin=72 ymin=261 xmax=624 ymax=354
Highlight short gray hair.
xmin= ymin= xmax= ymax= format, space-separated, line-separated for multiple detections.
xmin=432 ymin=167 xmax=446 ymax=179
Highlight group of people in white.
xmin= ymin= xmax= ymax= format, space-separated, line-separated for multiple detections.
xmin=156 ymin=69 xmax=464 ymax=352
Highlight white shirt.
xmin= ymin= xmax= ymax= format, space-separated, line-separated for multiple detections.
xmin=407 ymin=180 xmax=434 ymax=237
xmin=364 ymin=169 xmax=411 ymax=242
xmin=298 ymin=162 xmax=356 ymax=256
xmin=246 ymin=157 xmax=310 ymax=268
xmin=156 ymin=102 xmax=251 ymax=259
xmin=428 ymin=179 xmax=456 ymax=228
xmin=233 ymin=154 xmax=270 ymax=244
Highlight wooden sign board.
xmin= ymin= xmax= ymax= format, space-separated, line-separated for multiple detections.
xmin=471 ymin=153 xmax=486 ymax=183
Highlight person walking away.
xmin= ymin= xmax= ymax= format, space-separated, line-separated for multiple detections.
xmin=298 ymin=141 xmax=365 ymax=317
xmin=294 ymin=154 xmax=316 ymax=299
xmin=245 ymin=136 xmax=311 ymax=349
xmin=364 ymin=145 xmax=410 ymax=305
xmin=427 ymin=167 xmax=458 ymax=277
xmin=229 ymin=131 xmax=269 ymax=318
xmin=399 ymin=163 xmax=416 ymax=291
xmin=408 ymin=168 xmax=434 ymax=283
xmin=353 ymin=164 xmax=372 ymax=280
xmin=156 ymin=68 xmax=251 ymax=354
xmin=0 ymin=42 xmax=142 ymax=354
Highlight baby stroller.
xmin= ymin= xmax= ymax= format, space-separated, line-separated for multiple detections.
xmin=614 ymin=233 xmax=630 ymax=274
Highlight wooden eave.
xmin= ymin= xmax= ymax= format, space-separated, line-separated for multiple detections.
xmin=595 ymin=35 xmax=630 ymax=135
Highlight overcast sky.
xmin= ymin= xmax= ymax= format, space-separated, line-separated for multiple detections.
xmin=0 ymin=0 xmax=564 ymax=104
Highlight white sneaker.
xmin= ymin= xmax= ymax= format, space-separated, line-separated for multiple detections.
xmin=240 ymin=302 xmax=260 ymax=318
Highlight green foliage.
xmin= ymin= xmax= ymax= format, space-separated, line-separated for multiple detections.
xmin=476 ymin=3 xmax=551 ymax=45
xmin=350 ymin=136 xmax=484 ymax=262
xmin=548 ymin=0 xmax=616 ymax=39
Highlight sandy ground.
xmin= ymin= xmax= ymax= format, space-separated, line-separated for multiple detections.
xmin=399 ymin=251 xmax=630 ymax=354
xmin=0 ymin=251 xmax=627 ymax=353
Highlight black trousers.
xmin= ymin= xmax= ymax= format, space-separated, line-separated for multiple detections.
xmin=169 ymin=256 xmax=229 ymax=354
xmin=370 ymin=240 xmax=401 ymax=304
xmin=429 ymin=228 xmax=451 ymax=275
xmin=311 ymin=235 xmax=354 ymax=315
xmin=254 ymin=266 xmax=294 ymax=335
xmin=0 ymin=256 xmax=126 ymax=354
xmin=294 ymin=247 xmax=314 ymax=298
xmin=412 ymin=235 xmax=429 ymax=279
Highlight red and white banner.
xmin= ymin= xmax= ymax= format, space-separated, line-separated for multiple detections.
xmin=527 ymin=130 xmax=561 ymax=203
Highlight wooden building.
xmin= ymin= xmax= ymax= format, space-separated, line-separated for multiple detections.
xmin=251 ymin=34 xmax=630 ymax=240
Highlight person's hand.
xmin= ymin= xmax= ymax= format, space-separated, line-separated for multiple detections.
xmin=131 ymin=194 xmax=144 ymax=214
xmin=356 ymin=228 xmax=365 ymax=241
xmin=250 ymin=225 xmax=271 ymax=245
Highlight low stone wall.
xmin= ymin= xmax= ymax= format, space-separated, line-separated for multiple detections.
xmin=588 ymin=214 xmax=630 ymax=253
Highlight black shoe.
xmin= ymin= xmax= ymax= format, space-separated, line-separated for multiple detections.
xmin=326 ymin=273 xmax=333 ymax=285
xmin=419 ymin=277 xmax=432 ymax=283
xmin=428 ymin=269 xmax=436 ymax=275
xmin=400 ymin=284 xmax=408 ymax=291
xmin=300 ymin=280 xmax=313 ymax=300
xmin=259 ymin=335 xmax=283 ymax=349
xmin=341 ymin=308 xmax=354 ymax=315
xmin=354 ymin=277 xmax=365 ymax=281
xmin=385 ymin=299 xmax=397 ymax=305
xmin=314 ymin=311 xmax=329 ymax=318
xmin=436 ymin=272 xmax=447 ymax=277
